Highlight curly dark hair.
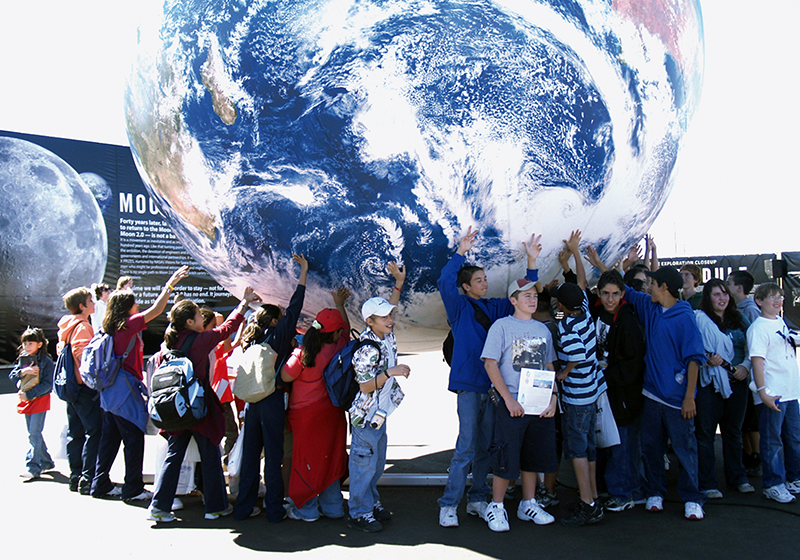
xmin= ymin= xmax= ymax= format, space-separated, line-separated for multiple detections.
xmin=700 ymin=279 xmax=746 ymax=332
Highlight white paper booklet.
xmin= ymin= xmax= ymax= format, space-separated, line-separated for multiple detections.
xmin=517 ymin=367 xmax=555 ymax=416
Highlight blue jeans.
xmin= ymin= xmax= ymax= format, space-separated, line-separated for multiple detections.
xmin=604 ymin=417 xmax=643 ymax=501
xmin=91 ymin=411 xmax=145 ymax=499
xmin=640 ymin=398 xmax=704 ymax=504
xmin=291 ymin=479 xmax=344 ymax=520
xmin=233 ymin=391 xmax=286 ymax=522
xmin=25 ymin=411 xmax=54 ymax=476
xmin=152 ymin=431 xmax=228 ymax=514
xmin=438 ymin=390 xmax=494 ymax=507
xmin=758 ymin=399 xmax=800 ymax=488
xmin=562 ymin=402 xmax=597 ymax=461
xmin=695 ymin=381 xmax=749 ymax=490
xmin=347 ymin=421 xmax=387 ymax=519
xmin=66 ymin=385 xmax=102 ymax=486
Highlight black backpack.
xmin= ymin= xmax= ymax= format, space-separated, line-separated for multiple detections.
xmin=324 ymin=333 xmax=381 ymax=409
xmin=442 ymin=299 xmax=492 ymax=366
xmin=148 ymin=333 xmax=206 ymax=431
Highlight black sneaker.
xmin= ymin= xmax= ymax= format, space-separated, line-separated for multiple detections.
xmin=347 ymin=513 xmax=383 ymax=533
xmin=69 ymin=478 xmax=79 ymax=493
xmin=536 ymin=484 xmax=559 ymax=508
xmin=373 ymin=502 xmax=392 ymax=523
xmin=561 ymin=501 xmax=604 ymax=527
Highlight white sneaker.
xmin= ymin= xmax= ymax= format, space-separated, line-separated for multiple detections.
xmin=703 ymin=489 xmax=723 ymax=499
xmin=126 ymin=490 xmax=154 ymax=502
xmin=466 ymin=501 xmax=487 ymax=520
xmin=485 ymin=502 xmax=509 ymax=532
xmin=205 ymin=504 xmax=234 ymax=520
xmin=645 ymin=496 xmax=663 ymax=512
xmin=517 ymin=499 xmax=554 ymax=525
xmin=148 ymin=506 xmax=175 ymax=522
xmin=107 ymin=486 xmax=123 ymax=497
xmin=785 ymin=480 xmax=800 ymax=494
xmin=764 ymin=484 xmax=797 ymax=503
xmin=684 ymin=502 xmax=704 ymax=520
xmin=172 ymin=498 xmax=184 ymax=511
xmin=439 ymin=505 xmax=458 ymax=527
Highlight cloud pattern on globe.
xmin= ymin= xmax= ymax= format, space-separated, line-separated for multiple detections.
xmin=126 ymin=0 xmax=703 ymax=346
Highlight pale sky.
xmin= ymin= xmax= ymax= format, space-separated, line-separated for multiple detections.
xmin=1 ymin=0 xmax=797 ymax=258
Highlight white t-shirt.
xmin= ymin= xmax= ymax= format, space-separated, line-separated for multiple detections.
xmin=747 ymin=316 xmax=800 ymax=402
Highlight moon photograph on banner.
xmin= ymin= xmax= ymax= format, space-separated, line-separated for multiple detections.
xmin=125 ymin=0 xmax=704 ymax=348
xmin=0 ymin=137 xmax=108 ymax=332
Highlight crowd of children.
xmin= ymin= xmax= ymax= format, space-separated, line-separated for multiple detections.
xmin=9 ymin=228 xmax=800 ymax=535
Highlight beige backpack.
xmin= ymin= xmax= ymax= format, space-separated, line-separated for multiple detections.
xmin=234 ymin=340 xmax=278 ymax=403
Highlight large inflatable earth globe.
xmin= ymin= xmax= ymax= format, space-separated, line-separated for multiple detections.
xmin=126 ymin=0 xmax=703 ymax=348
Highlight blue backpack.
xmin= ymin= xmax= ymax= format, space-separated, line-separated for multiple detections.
xmin=323 ymin=337 xmax=381 ymax=409
xmin=79 ymin=331 xmax=136 ymax=391
xmin=147 ymin=333 xmax=206 ymax=431
xmin=54 ymin=334 xmax=81 ymax=403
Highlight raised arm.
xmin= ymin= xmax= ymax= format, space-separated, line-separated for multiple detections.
xmin=584 ymin=245 xmax=609 ymax=273
xmin=621 ymin=244 xmax=643 ymax=272
xmin=457 ymin=225 xmax=478 ymax=256
xmin=648 ymin=235 xmax=659 ymax=272
xmin=143 ymin=265 xmax=190 ymax=323
xmin=387 ymin=261 xmax=406 ymax=306
xmin=564 ymin=230 xmax=586 ymax=290
xmin=522 ymin=233 xmax=543 ymax=270
xmin=293 ymin=254 xmax=309 ymax=287
xmin=332 ymin=286 xmax=352 ymax=326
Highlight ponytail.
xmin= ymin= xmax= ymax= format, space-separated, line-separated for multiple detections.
xmin=241 ymin=304 xmax=281 ymax=350
xmin=164 ymin=300 xmax=199 ymax=349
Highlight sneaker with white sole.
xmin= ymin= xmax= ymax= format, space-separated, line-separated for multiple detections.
xmin=172 ymin=498 xmax=184 ymax=510
xmin=704 ymin=489 xmax=723 ymax=499
xmin=148 ymin=506 xmax=175 ymax=522
xmin=466 ymin=501 xmax=487 ymax=520
xmin=205 ymin=504 xmax=234 ymax=520
xmin=645 ymin=496 xmax=663 ymax=512
xmin=764 ymin=484 xmax=796 ymax=503
xmin=785 ymin=480 xmax=800 ymax=494
xmin=535 ymin=484 xmax=559 ymax=508
xmin=125 ymin=490 xmax=154 ymax=502
xmin=684 ymin=502 xmax=704 ymax=520
xmin=604 ymin=496 xmax=635 ymax=512
xmin=517 ymin=499 xmax=554 ymax=525
xmin=737 ymin=482 xmax=755 ymax=494
xmin=439 ymin=505 xmax=458 ymax=527
xmin=485 ymin=502 xmax=509 ymax=532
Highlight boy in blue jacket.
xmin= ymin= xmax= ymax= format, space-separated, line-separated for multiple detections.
xmin=624 ymin=266 xmax=707 ymax=520
xmin=437 ymin=226 xmax=541 ymax=527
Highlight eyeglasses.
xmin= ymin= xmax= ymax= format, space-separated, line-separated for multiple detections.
xmin=600 ymin=291 xmax=622 ymax=299
xmin=766 ymin=295 xmax=785 ymax=302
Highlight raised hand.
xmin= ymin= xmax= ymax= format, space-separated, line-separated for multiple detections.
xmin=168 ymin=265 xmax=191 ymax=287
xmin=563 ymin=229 xmax=582 ymax=255
xmin=292 ymin=254 xmax=309 ymax=273
xmin=457 ymin=226 xmax=479 ymax=256
xmin=332 ymin=286 xmax=351 ymax=307
xmin=387 ymin=261 xmax=406 ymax=285
xmin=522 ymin=233 xmax=543 ymax=262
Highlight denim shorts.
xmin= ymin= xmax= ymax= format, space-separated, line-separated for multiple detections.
xmin=562 ymin=401 xmax=597 ymax=461
xmin=490 ymin=400 xmax=557 ymax=481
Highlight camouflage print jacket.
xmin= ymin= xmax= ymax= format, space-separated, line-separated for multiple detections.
xmin=348 ymin=327 xmax=404 ymax=428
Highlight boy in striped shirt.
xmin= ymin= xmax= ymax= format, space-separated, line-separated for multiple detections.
xmin=556 ymin=231 xmax=607 ymax=526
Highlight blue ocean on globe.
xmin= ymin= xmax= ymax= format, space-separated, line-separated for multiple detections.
xmin=126 ymin=0 xmax=703 ymax=348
